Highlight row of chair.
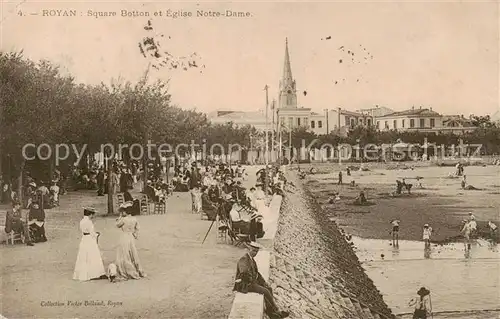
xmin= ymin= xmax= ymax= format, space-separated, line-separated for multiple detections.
xmin=199 ymin=208 xmax=250 ymax=247
xmin=116 ymin=193 xmax=166 ymax=215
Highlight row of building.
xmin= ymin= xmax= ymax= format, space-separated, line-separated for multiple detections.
xmin=208 ymin=39 xmax=489 ymax=136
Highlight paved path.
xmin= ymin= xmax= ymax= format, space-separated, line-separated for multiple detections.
xmin=1 ymin=185 xmax=244 ymax=318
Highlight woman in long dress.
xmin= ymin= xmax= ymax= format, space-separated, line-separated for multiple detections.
xmin=115 ymin=203 xmax=146 ymax=280
xmin=73 ymin=208 xmax=106 ymax=281
xmin=253 ymin=184 xmax=269 ymax=216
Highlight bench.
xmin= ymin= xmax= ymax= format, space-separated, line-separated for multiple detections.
xmin=228 ymin=250 xmax=270 ymax=319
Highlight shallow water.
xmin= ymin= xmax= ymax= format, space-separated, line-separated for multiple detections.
xmin=351 ymin=237 xmax=500 ymax=315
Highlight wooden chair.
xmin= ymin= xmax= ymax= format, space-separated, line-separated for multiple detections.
xmin=8 ymin=230 xmax=25 ymax=245
xmin=140 ymin=194 xmax=150 ymax=215
xmin=116 ymin=193 xmax=125 ymax=207
xmin=216 ymin=215 xmax=229 ymax=244
xmin=200 ymin=209 xmax=208 ymax=220
xmin=153 ymin=202 xmax=166 ymax=214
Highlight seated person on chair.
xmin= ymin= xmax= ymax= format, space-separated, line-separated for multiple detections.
xmin=124 ymin=191 xmax=141 ymax=216
xmin=229 ymin=201 xmax=251 ymax=234
xmin=28 ymin=201 xmax=47 ymax=242
xmin=4 ymin=201 xmax=34 ymax=246
xmin=37 ymin=183 xmax=52 ymax=208
xmin=201 ymin=186 xmax=218 ymax=221
xmin=230 ymin=201 xmax=264 ymax=239
xmin=144 ymin=180 xmax=159 ymax=202
xmin=49 ymin=181 xmax=60 ymax=206
xmin=233 ymin=242 xmax=289 ymax=319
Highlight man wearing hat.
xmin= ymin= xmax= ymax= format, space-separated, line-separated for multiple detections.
xmin=409 ymin=287 xmax=432 ymax=318
xmin=190 ymin=162 xmax=202 ymax=214
xmin=5 ymin=201 xmax=34 ymax=246
xmin=233 ymin=242 xmax=289 ymax=319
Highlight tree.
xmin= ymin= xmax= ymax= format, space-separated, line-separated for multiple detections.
xmin=471 ymin=115 xmax=496 ymax=129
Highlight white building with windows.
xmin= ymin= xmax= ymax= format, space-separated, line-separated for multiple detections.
xmin=376 ymin=107 xmax=442 ymax=131
xmin=375 ymin=107 xmax=477 ymax=134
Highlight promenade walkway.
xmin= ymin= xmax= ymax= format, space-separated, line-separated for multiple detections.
xmin=0 ymin=174 xmax=254 ymax=318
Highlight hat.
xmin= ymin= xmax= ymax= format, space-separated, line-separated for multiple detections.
xmin=83 ymin=207 xmax=97 ymax=216
xmin=29 ymin=182 xmax=36 ymax=187
xmin=417 ymin=287 xmax=430 ymax=296
xmin=468 ymin=212 xmax=473 ymax=215
xmin=146 ymin=180 xmax=152 ymax=184
xmin=119 ymin=201 xmax=133 ymax=211
xmin=423 ymin=224 xmax=429 ymax=227
xmin=247 ymin=242 xmax=263 ymax=249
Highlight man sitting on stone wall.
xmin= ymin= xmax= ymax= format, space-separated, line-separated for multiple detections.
xmin=233 ymin=242 xmax=289 ymax=319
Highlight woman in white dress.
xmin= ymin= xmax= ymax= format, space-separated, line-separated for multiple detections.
xmin=73 ymin=208 xmax=106 ymax=281
xmin=253 ymin=184 xmax=269 ymax=216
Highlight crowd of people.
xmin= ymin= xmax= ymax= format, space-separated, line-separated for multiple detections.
xmin=2 ymin=168 xmax=66 ymax=246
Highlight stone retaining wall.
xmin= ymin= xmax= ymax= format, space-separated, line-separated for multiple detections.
xmin=270 ymin=172 xmax=394 ymax=318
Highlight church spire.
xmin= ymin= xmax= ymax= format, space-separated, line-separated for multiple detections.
xmin=282 ymin=38 xmax=293 ymax=85
xmin=279 ymin=38 xmax=297 ymax=109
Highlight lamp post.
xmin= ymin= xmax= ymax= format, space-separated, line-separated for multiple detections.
xmin=264 ymin=85 xmax=269 ymax=195
xmin=264 ymin=85 xmax=269 ymax=165
xmin=325 ymin=108 xmax=329 ymax=134
xmin=249 ymin=133 xmax=253 ymax=165
xmin=271 ymin=99 xmax=276 ymax=162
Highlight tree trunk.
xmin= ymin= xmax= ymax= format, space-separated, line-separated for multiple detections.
xmin=166 ymin=159 xmax=170 ymax=185
xmin=107 ymin=158 xmax=114 ymax=215
xmin=49 ymin=152 xmax=54 ymax=182
xmin=0 ymin=149 xmax=3 ymax=178
xmin=142 ymin=155 xmax=147 ymax=193
xmin=17 ymin=159 xmax=25 ymax=204
xmin=142 ymin=134 xmax=149 ymax=193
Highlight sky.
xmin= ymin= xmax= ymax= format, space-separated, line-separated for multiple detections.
xmin=2 ymin=1 xmax=499 ymax=116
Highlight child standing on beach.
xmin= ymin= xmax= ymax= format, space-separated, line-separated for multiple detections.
xmin=461 ymin=220 xmax=472 ymax=251
xmin=390 ymin=219 xmax=400 ymax=245
xmin=422 ymin=224 xmax=432 ymax=249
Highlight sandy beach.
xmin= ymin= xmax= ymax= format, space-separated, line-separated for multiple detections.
xmin=303 ymin=164 xmax=500 ymax=242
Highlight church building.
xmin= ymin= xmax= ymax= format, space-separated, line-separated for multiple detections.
xmin=275 ymin=38 xmax=313 ymax=132
xmin=209 ymin=39 xmax=373 ymax=137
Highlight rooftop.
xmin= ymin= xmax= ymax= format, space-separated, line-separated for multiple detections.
xmin=379 ymin=108 xmax=441 ymax=118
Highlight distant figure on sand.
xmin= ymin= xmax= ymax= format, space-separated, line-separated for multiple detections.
xmin=346 ymin=167 xmax=351 ymax=176
xmin=391 ymin=219 xmax=400 ymax=245
xmin=461 ymin=219 xmax=472 ymax=251
xmin=422 ymin=224 xmax=432 ymax=249
xmin=73 ymin=208 xmax=106 ymax=281
xmin=338 ymin=171 xmax=343 ymax=185
xmin=468 ymin=213 xmax=477 ymax=238
xmin=461 ymin=175 xmax=480 ymax=190
xmin=488 ymin=221 xmax=497 ymax=241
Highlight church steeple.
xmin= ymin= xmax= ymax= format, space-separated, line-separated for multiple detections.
xmin=282 ymin=38 xmax=293 ymax=84
xmin=279 ymin=38 xmax=297 ymax=109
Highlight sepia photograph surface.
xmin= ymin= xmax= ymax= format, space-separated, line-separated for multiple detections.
xmin=1 ymin=1 xmax=499 ymax=319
